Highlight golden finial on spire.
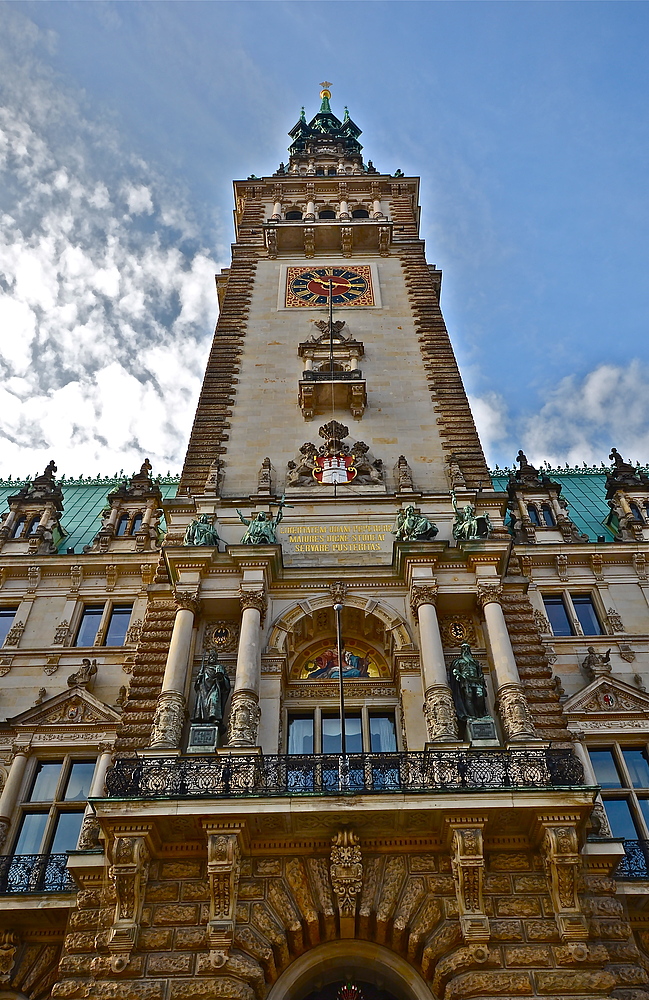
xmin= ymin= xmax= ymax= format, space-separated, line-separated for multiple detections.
xmin=319 ymin=81 xmax=332 ymax=100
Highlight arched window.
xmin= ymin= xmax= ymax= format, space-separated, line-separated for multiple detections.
xmin=11 ymin=518 xmax=26 ymax=539
xmin=527 ymin=504 xmax=541 ymax=526
xmin=130 ymin=513 xmax=143 ymax=535
xmin=541 ymin=504 xmax=555 ymax=527
xmin=327 ymin=167 xmax=337 ymax=176
xmin=630 ymin=502 xmax=643 ymax=521
xmin=115 ymin=515 xmax=129 ymax=536
xmin=27 ymin=516 xmax=41 ymax=535
xmin=285 ymin=210 xmax=302 ymax=221
xmin=315 ymin=167 xmax=325 ymax=176
xmin=352 ymin=208 xmax=369 ymax=219
xmin=318 ymin=209 xmax=336 ymax=220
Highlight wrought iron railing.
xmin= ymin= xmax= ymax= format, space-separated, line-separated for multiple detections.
xmin=302 ymin=370 xmax=364 ymax=381
xmin=0 ymin=853 xmax=76 ymax=894
xmin=615 ymin=839 xmax=649 ymax=879
xmin=104 ymin=748 xmax=584 ymax=800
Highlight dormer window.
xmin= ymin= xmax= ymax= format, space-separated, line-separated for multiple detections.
xmin=630 ymin=502 xmax=643 ymax=521
xmin=116 ymin=515 xmax=129 ymax=536
xmin=27 ymin=516 xmax=41 ymax=535
xmin=285 ymin=210 xmax=303 ymax=220
xmin=130 ymin=513 xmax=143 ymax=535
xmin=541 ymin=504 xmax=555 ymax=527
xmin=527 ymin=505 xmax=541 ymax=526
xmin=352 ymin=208 xmax=369 ymax=219
xmin=318 ymin=209 xmax=336 ymax=220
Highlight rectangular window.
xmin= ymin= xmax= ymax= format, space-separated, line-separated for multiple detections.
xmin=0 ymin=607 xmax=18 ymax=646
xmin=74 ymin=605 xmax=104 ymax=647
xmin=287 ymin=715 xmax=314 ymax=755
xmin=589 ymin=749 xmax=622 ymax=788
xmin=321 ymin=713 xmax=362 ymax=754
xmin=542 ymin=596 xmax=572 ymax=637
xmin=572 ymin=595 xmax=602 ymax=636
xmin=104 ymin=605 xmax=133 ymax=646
xmin=605 ymin=799 xmax=640 ymax=839
xmin=369 ymin=713 xmax=397 ymax=752
xmin=13 ymin=757 xmax=96 ymax=858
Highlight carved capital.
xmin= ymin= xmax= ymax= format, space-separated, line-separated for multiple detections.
xmin=203 ymin=826 xmax=242 ymax=957
xmin=227 ymin=692 xmax=260 ymax=748
xmin=409 ymin=584 xmax=438 ymax=617
xmin=541 ymin=822 xmax=588 ymax=943
xmin=149 ymin=690 xmax=185 ymax=749
xmin=496 ymin=683 xmax=536 ymax=742
xmin=450 ymin=824 xmax=490 ymax=944
xmin=108 ymin=833 xmax=150 ymax=972
xmin=330 ymin=829 xmax=362 ymax=936
xmin=424 ymin=685 xmax=459 ymax=742
xmin=476 ymin=583 xmax=502 ymax=609
xmin=239 ymin=588 xmax=267 ymax=627
xmin=174 ymin=589 xmax=200 ymax=615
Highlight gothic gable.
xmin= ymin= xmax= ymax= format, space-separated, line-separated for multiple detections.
xmin=564 ymin=675 xmax=649 ymax=731
xmin=8 ymin=686 xmax=121 ymax=729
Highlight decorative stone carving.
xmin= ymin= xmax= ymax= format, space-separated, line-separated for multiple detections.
xmin=620 ymin=644 xmax=637 ymax=663
xmin=0 ymin=461 xmax=64 ymax=554
xmin=204 ymin=620 xmax=240 ymax=654
xmin=174 ymin=589 xmax=201 ymax=615
xmin=204 ymin=458 xmax=223 ymax=496
xmin=582 ymin=646 xmax=612 ymax=680
xmin=424 ymin=685 xmax=460 ymax=742
xmin=227 ymin=692 xmax=261 ymax=747
xmin=257 ymin=457 xmax=272 ymax=495
xmin=52 ymin=621 xmax=70 ymax=646
xmin=395 ymin=455 xmax=414 ymax=492
xmin=203 ymin=825 xmax=242 ymax=963
xmin=448 ymin=454 xmax=466 ymax=489
xmin=330 ymin=580 xmax=348 ymax=604
xmin=590 ymin=553 xmax=604 ymax=580
xmin=409 ymin=585 xmax=438 ymax=617
xmin=634 ymin=552 xmax=647 ymax=580
xmin=0 ymin=820 xmax=10 ymax=850
xmin=116 ymin=685 xmax=128 ymax=707
xmin=125 ymin=619 xmax=143 ymax=644
xmin=378 ymin=225 xmax=390 ymax=256
xmin=183 ymin=514 xmax=222 ymax=548
xmin=452 ymin=490 xmax=492 ymax=541
xmin=239 ymin=588 xmax=267 ymax=627
xmin=150 ymin=690 xmax=185 ymax=749
xmin=3 ymin=621 xmax=24 ymax=647
xmin=107 ymin=832 xmax=151 ymax=972
xmin=450 ymin=823 xmax=490 ymax=945
xmin=589 ymin=801 xmax=612 ymax=838
xmin=476 ymin=583 xmax=503 ymax=609
xmin=0 ymin=930 xmax=19 ymax=983
xmin=265 ymin=227 xmax=278 ymax=258
xmin=541 ymin=822 xmax=588 ymax=943
xmin=341 ymin=226 xmax=353 ymax=257
xmin=607 ymin=447 xmax=649 ymax=493
xmin=0 ymin=656 xmax=13 ymax=677
xmin=69 ymin=564 xmax=83 ymax=592
xmin=303 ymin=227 xmax=315 ymax=257
xmin=330 ymin=829 xmax=363 ymax=935
xmin=27 ymin=565 xmax=40 ymax=591
xmin=605 ymin=607 xmax=625 ymax=633
xmin=439 ymin=615 xmax=477 ymax=648
xmin=77 ymin=815 xmax=101 ymax=850
xmin=105 ymin=564 xmax=117 ymax=591
xmin=67 ymin=657 xmax=97 ymax=688
xmin=497 ymin=683 xmax=537 ymax=741
xmin=533 ymin=610 xmax=551 ymax=634
xmin=90 ymin=460 xmax=163 ymax=553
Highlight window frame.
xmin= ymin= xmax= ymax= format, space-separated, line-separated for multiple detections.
xmin=0 ymin=607 xmax=19 ymax=647
xmin=286 ymin=704 xmax=400 ymax=754
xmin=541 ymin=590 xmax=605 ymax=637
xmin=73 ymin=601 xmax=133 ymax=647
xmin=588 ymin=742 xmax=649 ymax=842
xmin=11 ymin=755 xmax=98 ymax=858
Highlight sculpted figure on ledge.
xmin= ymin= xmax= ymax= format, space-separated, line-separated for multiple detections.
xmin=392 ymin=505 xmax=438 ymax=542
xmin=193 ymin=650 xmax=231 ymax=731
xmin=451 ymin=490 xmax=492 ymax=541
xmin=183 ymin=513 xmax=222 ymax=548
xmin=236 ymin=497 xmax=291 ymax=544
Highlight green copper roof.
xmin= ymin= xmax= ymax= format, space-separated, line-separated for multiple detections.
xmin=490 ymin=466 xmax=640 ymax=542
xmin=0 ymin=475 xmax=180 ymax=554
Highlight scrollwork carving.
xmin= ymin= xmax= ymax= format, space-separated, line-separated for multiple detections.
xmin=227 ymin=692 xmax=261 ymax=747
xmin=409 ymin=584 xmax=438 ymax=617
xmin=330 ymin=829 xmax=363 ymax=927
xmin=424 ymin=685 xmax=459 ymax=742
xmin=496 ymin=683 xmax=536 ymax=742
xmin=541 ymin=822 xmax=588 ymax=943
xmin=107 ymin=832 xmax=150 ymax=972
xmin=174 ymin=589 xmax=200 ymax=615
xmin=239 ymin=588 xmax=267 ymax=627
xmin=476 ymin=583 xmax=503 ymax=609
xmin=150 ymin=690 xmax=185 ymax=749
xmin=450 ymin=824 xmax=490 ymax=943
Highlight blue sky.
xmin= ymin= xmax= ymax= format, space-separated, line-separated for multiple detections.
xmin=1 ymin=0 xmax=649 ymax=477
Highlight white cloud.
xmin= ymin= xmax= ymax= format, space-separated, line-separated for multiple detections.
xmin=468 ymin=391 xmax=510 ymax=459
xmin=0 ymin=8 xmax=224 ymax=479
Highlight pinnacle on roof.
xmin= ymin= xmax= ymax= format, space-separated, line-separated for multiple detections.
xmin=288 ymin=83 xmax=363 ymax=166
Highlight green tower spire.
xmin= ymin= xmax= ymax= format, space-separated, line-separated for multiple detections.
xmin=319 ymin=81 xmax=332 ymax=113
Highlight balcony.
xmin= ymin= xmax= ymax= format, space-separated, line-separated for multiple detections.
xmin=0 ymin=853 xmax=76 ymax=894
xmin=105 ymin=748 xmax=585 ymax=801
xmin=615 ymin=840 xmax=649 ymax=879
xmin=298 ymin=369 xmax=367 ymax=419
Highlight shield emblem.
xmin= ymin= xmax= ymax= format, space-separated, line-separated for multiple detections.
xmin=313 ymin=454 xmax=357 ymax=484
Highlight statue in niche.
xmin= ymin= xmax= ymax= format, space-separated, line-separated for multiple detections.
xmin=193 ymin=651 xmax=231 ymax=730
xmin=236 ymin=497 xmax=290 ymax=544
xmin=451 ymin=490 xmax=492 ymax=541
xmin=183 ymin=514 xmax=221 ymax=548
xmin=392 ymin=505 xmax=438 ymax=542
xmin=449 ymin=644 xmax=488 ymax=720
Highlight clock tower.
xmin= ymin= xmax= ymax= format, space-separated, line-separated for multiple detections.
xmin=85 ymin=88 xmax=625 ymax=1000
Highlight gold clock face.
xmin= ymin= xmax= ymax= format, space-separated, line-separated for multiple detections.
xmin=285 ymin=265 xmax=374 ymax=307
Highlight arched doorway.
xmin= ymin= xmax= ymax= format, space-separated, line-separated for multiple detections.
xmin=266 ymin=940 xmax=435 ymax=1000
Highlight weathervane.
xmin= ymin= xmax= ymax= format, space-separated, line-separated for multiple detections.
xmin=320 ymin=80 xmax=332 ymax=90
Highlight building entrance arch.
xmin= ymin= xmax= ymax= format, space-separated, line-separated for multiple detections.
xmin=266 ymin=940 xmax=435 ymax=1000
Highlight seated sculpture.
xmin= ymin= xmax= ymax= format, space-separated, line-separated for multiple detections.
xmin=236 ymin=498 xmax=289 ymax=544
xmin=452 ymin=490 xmax=492 ymax=541
xmin=183 ymin=514 xmax=221 ymax=548
xmin=392 ymin=505 xmax=438 ymax=542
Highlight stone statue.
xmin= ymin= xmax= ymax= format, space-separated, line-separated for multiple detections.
xmin=193 ymin=651 xmax=231 ymax=730
xmin=449 ymin=643 xmax=487 ymax=720
xmin=392 ymin=505 xmax=438 ymax=542
xmin=582 ymin=646 xmax=612 ymax=679
xmin=236 ymin=497 xmax=290 ymax=544
xmin=451 ymin=490 xmax=492 ymax=541
xmin=183 ymin=514 xmax=221 ymax=548
xmin=67 ymin=658 xmax=97 ymax=688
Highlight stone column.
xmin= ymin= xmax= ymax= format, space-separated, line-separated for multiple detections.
xmin=372 ymin=198 xmax=384 ymax=219
xmin=477 ymin=582 xmax=536 ymax=742
xmin=270 ymin=199 xmax=282 ymax=221
xmin=228 ymin=589 xmax=267 ymax=747
xmin=410 ymin=585 xmax=459 ymax=742
xmin=339 ymin=199 xmax=350 ymax=220
xmin=304 ymin=200 xmax=315 ymax=221
xmin=77 ymin=742 xmax=114 ymax=849
xmin=0 ymin=744 xmax=29 ymax=849
xmin=149 ymin=590 xmax=199 ymax=749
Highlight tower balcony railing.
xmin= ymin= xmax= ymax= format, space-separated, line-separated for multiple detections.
xmin=615 ymin=839 xmax=649 ymax=879
xmin=0 ymin=853 xmax=76 ymax=894
xmin=104 ymin=748 xmax=585 ymax=801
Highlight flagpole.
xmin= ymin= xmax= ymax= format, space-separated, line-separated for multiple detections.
xmin=334 ymin=601 xmax=347 ymax=787
xmin=328 ymin=275 xmax=334 ymax=375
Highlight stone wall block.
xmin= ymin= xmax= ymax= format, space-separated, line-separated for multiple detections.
xmin=432 ymin=944 xmax=502 ymax=998
xmin=251 ymin=902 xmax=289 ymax=969
xmin=168 ymin=977 xmax=255 ymax=1000
xmin=489 ymin=853 xmax=533 ymax=872
xmin=512 ymin=874 xmax=547 ymax=894
xmin=504 ymin=945 xmax=552 ymax=967
xmin=483 ymin=874 xmax=512 ymax=894
xmin=234 ymin=925 xmax=276 ymax=982
xmin=526 ymin=919 xmax=561 ymax=943
xmin=267 ymin=878 xmax=305 ymax=956
xmin=63 ymin=932 xmax=97 ymax=954
xmin=445 ymin=970 xmax=533 ymax=998
xmin=375 ymin=855 xmax=407 ymax=944
xmin=534 ymin=968 xmax=616 ymax=994
xmin=138 ymin=929 xmax=173 ymax=951
xmin=146 ymin=953 xmax=194 ymax=976
xmin=85 ymin=982 xmax=165 ymax=999
xmin=417 ymin=919 xmax=462 ymax=977
xmin=174 ymin=928 xmax=207 ymax=951
xmin=160 ymin=860 xmax=203 ymax=880
xmin=427 ymin=874 xmax=455 ymax=895
xmin=58 ymin=956 xmax=94 ymax=977
xmin=181 ymin=880 xmax=210 ymax=902
xmin=496 ymin=896 xmax=541 ymax=918
xmin=607 ymin=964 xmax=649 ymax=986
xmin=285 ymin=857 xmax=319 ymax=946
xmin=151 ymin=904 xmax=200 ymax=926
xmin=410 ymin=854 xmax=438 ymax=872
xmin=145 ymin=882 xmax=180 ymax=902
xmin=490 ymin=919 xmax=524 ymax=942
